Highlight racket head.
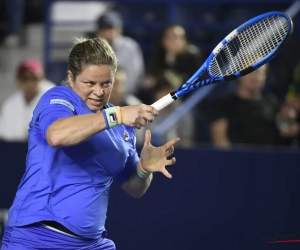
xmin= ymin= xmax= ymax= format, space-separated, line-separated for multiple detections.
xmin=207 ymin=11 xmax=293 ymax=80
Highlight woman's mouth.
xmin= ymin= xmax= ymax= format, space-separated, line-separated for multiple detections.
xmin=89 ymin=98 xmax=103 ymax=106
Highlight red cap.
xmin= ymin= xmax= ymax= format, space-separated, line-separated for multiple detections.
xmin=17 ymin=59 xmax=44 ymax=76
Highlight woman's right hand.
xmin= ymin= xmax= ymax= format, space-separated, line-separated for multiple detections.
xmin=120 ymin=104 xmax=158 ymax=129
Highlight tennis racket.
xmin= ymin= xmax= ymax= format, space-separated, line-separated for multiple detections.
xmin=151 ymin=11 xmax=293 ymax=111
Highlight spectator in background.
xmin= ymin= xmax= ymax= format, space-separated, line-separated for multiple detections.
xmin=0 ymin=58 xmax=55 ymax=142
xmin=209 ymin=65 xmax=281 ymax=148
xmin=146 ymin=70 xmax=196 ymax=148
xmin=265 ymin=38 xmax=300 ymax=105
xmin=138 ymin=24 xmax=204 ymax=104
xmin=276 ymin=100 xmax=300 ymax=147
xmin=109 ymin=67 xmax=142 ymax=107
xmin=88 ymin=10 xmax=145 ymax=96
xmin=275 ymin=61 xmax=300 ymax=147
xmin=109 ymin=67 xmax=145 ymax=146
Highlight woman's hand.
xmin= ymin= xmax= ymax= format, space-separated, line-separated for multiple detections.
xmin=140 ymin=130 xmax=180 ymax=178
xmin=120 ymin=104 xmax=158 ymax=129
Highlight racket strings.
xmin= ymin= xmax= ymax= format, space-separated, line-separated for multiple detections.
xmin=209 ymin=15 xmax=289 ymax=77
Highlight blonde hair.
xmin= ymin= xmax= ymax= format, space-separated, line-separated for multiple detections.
xmin=63 ymin=37 xmax=117 ymax=85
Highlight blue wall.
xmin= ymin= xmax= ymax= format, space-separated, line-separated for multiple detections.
xmin=1 ymin=143 xmax=300 ymax=250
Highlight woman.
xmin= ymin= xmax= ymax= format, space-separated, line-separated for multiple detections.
xmin=137 ymin=24 xmax=204 ymax=104
xmin=1 ymin=37 xmax=180 ymax=250
xmin=148 ymin=24 xmax=203 ymax=80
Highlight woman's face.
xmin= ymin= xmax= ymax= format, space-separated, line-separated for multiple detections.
xmin=162 ymin=26 xmax=187 ymax=54
xmin=68 ymin=64 xmax=114 ymax=112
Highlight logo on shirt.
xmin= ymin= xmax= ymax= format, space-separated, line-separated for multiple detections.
xmin=123 ymin=130 xmax=129 ymax=142
xmin=50 ymin=99 xmax=75 ymax=111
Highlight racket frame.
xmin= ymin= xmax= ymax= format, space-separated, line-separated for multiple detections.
xmin=151 ymin=11 xmax=293 ymax=111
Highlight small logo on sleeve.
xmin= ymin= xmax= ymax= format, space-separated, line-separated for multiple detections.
xmin=50 ymin=99 xmax=75 ymax=111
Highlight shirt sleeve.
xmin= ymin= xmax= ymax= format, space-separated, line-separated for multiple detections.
xmin=114 ymin=127 xmax=139 ymax=186
xmin=208 ymin=97 xmax=230 ymax=123
xmin=33 ymin=87 xmax=80 ymax=139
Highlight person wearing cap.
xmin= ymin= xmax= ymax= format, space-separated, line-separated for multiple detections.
xmin=0 ymin=58 xmax=55 ymax=141
xmin=90 ymin=10 xmax=145 ymax=96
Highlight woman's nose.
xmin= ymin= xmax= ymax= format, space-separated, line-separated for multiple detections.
xmin=94 ymin=85 xmax=104 ymax=96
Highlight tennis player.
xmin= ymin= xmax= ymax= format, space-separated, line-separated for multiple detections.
xmin=1 ymin=37 xmax=179 ymax=250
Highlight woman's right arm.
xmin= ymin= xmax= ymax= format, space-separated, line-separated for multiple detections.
xmin=46 ymin=104 xmax=158 ymax=147
xmin=46 ymin=112 xmax=106 ymax=147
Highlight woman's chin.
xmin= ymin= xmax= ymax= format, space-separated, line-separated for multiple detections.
xmin=87 ymin=104 xmax=103 ymax=112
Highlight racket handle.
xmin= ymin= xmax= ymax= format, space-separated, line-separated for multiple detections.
xmin=151 ymin=93 xmax=176 ymax=111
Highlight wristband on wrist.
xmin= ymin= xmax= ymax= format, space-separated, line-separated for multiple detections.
xmin=136 ymin=160 xmax=152 ymax=179
xmin=102 ymin=106 xmax=123 ymax=129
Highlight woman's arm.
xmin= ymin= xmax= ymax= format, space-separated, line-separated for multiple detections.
xmin=46 ymin=104 xmax=158 ymax=147
xmin=46 ymin=112 xmax=106 ymax=147
xmin=121 ymin=170 xmax=153 ymax=199
xmin=122 ymin=130 xmax=179 ymax=198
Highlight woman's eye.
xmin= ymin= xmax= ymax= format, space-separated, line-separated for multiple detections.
xmin=102 ymin=82 xmax=112 ymax=88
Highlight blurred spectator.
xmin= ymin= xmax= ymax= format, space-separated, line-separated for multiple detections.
xmin=109 ymin=67 xmax=142 ymax=107
xmin=285 ymin=61 xmax=300 ymax=103
xmin=146 ymin=70 xmax=196 ymax=148
xmin=0 ymin=59 xmax=55 ymax=142
xmin=138 ymin=23 xmax=204 ymax=104
xmin=109 ymin=68 xmax=145 ymax=146
xmin=2 ymin=0 xmax=25 ymax=48
xmin=275 ymin=61 xmax=300 ymax=147
xmin=265 ymin=38 xmax=300 ymax=104
xmin=209 ymin=65 xmax=281 ymax=148
xmin=276 ymin=101 xmax=300 ymax=147
xmin=87 ymin=10 xmax=145 ymax=96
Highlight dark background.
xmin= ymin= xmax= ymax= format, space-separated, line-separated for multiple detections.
xmin=1 ymin=142 xmax=300 ymax=250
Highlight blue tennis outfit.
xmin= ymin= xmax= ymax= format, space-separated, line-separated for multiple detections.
xmin=1 ymin=86 xmax=139 ymax=249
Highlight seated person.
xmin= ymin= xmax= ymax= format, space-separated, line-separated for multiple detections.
xmin=0 ymin=58 xmax=55 ymax=142
xmin=137 ymin=24 xmax=204 ymax=104
xmin=87 ymin=10 xmax=145 ymax=96
xmin=209 ymin=65 xmax=281 ymax=148
xmin=109 ymin=67 xmax=142 ymax=107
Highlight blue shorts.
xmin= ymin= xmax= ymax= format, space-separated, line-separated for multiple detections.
xmin=1 ymin=223 xmax=115 ymax=250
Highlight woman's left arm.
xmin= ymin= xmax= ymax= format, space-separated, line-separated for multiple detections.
xmin=121 ymin=170 xmax=153 ymax=199
xmin=122 ymin=130 xmax=179 ymax=198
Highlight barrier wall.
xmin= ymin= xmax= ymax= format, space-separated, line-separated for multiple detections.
xmin=0 ymin=142 xmax=300 ymax=250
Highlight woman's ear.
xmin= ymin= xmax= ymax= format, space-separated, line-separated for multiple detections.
xmin=67 ymin=71 xmax=74 ymax=88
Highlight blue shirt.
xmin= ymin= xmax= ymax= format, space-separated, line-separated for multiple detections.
xmin=6 ymin=86 xmax=139 ymax=239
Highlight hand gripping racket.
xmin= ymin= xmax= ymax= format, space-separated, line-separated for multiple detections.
xmin=151 ymin=11 xmax=293 ymax=111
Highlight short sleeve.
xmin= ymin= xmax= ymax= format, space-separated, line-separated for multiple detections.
xmin=208 ymin=96 xmax=232 ymax=123
xmin=114 ymin=127 xmax=139 ymax=185
xmin=32 ymin=86 xmax=81 ymax=139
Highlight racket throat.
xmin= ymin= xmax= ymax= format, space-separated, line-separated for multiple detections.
xmin=170 ymin=91 xmax=178 ymax=101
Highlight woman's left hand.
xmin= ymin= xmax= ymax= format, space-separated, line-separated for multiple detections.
xmin=139 ymin=130 xmax=180 ymax=178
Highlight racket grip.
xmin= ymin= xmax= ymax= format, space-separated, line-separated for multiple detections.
xmin=151 ymin=93 xmax=176 ymax=111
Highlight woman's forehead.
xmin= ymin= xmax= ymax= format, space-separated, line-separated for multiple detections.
xmin=78 ymin=64 xmax=114 ymax=79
